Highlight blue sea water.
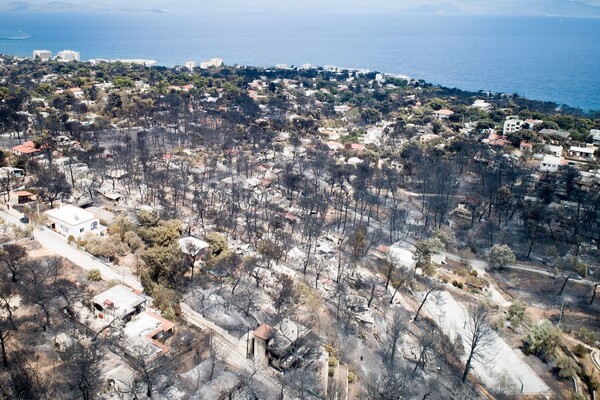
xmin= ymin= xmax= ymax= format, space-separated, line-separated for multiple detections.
xmin=0 ymin=12 xmax=599 ymax=111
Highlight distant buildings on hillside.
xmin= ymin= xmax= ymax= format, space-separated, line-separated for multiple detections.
xmin=200 ymin=58 xmax=223 ymax=69
xmin=57 ymin=50 xmax=80 ymax=61
xmin=33 ymin=49 xmax=52 ymax=61
xmin=33 ymin=49 xmax=80 ymax=62
xmin=89 ymin=58 xmax=157 ymax=66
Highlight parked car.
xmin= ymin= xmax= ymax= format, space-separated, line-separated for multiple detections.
xmin=19 ymin=215 xmax=29 ymax=224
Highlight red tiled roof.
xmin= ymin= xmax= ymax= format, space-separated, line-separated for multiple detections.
xmin=254 ymin=323 xmax=275 ymax=340
xmin=14 ymin=191 xmax=34 ymax=197
xmin=12 ymin=140 xmax=40 ymax=154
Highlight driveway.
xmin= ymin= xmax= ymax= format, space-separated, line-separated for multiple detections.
xmin=425 ymin=291 xmax=551 ymax=395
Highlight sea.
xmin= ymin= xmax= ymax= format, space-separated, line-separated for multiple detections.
xmin=0 ymin=12 xmax=599 ymax=111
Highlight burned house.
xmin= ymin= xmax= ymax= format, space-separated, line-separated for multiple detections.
xmin=249 ymin=318 xmax=313 ymax=371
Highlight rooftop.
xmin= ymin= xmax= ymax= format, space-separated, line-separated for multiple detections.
xmin=122 ymin=311 xmax=173 ymax=360
xmin=12 ymin=140 xmax=40 ymax=154
xmin=179 ymin=237 xmax=210 ymax=255
xmin=46 ymin=204 xmax=97 ymax=226
xmin=92 ymin=284 xmax=146 ymax=319
xmin=254 ymin=323 xmax=276 ymax=340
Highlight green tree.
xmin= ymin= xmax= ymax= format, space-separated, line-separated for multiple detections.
xmin=205 ymin=232 xmax=231 ymax=267
xmin=507 ymin=299 xmax=527 ymax=329
xmin=138 ymin=219 xmax=182 ymax=247
xmin=486 ymin=244 xmax=516 ymax=271
xmin=556 ymin=356 xmax=581 ymax=379
xmin=525 ymin=321 xmax=562 ymax=360
xmin=141 ymin=244 xmax=184 ymax=287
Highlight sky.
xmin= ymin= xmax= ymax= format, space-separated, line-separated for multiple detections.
xmin=4 ymin=0 xmax=600 ymax=15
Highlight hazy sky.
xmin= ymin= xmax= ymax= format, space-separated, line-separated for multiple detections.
xmin=7 ymin=0 xmax=600 ymax=15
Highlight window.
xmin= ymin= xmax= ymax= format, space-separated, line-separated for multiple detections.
xmin=80 ymin=228 xmax=84 ymax=233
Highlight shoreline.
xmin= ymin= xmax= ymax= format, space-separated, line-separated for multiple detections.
xmin=1 ymin=52 xmax=598 ymax=114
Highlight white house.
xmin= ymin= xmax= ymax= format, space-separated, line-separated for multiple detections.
xmin=46 ymin=204 xmax=104 ymax=239
xmin=471 ymin=99 xmax=491 ymax=111
xmin=433 ymin=109 xmax=454 ymax=119
xmin=185 ymin=61 xmax=195 ymax=71
xmin=591 ymin=129 xmax=600 ymax=145
xmin=545 ymin=144 xmax=563 ymax=157
xmin=568 ymin=145 xmax=597 ymax=160
xmin=539 ymin=154 xmax=565 ymax=172
xmin=503 ymin=116 xmax=524 ymax=135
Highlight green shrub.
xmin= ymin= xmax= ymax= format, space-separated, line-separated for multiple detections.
xmin=328 ymin=367 xmax=335 ymax=377
xmin=557 ymin=356 xmax=581 ymax=379
xmin=68 ymin=234 xmax=75 ymax=244
xmin=573 ymin=344 xmax=588 ymax=358
xmin=88 ymin=269 xmax=102 ymax=281
xmin=328 ymin=356 xmax=338 ymax=367
xmin=348 ymin=370 xmax=357 ymax=384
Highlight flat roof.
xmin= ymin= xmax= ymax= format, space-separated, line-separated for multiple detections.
xmin=92 ymin=284 xmax=146 ymax=318
xmin=123 ymin=311 xmax=172 ymax=360
xmin=46 ymin=204 xmax=97 ymax=226
xmin=179 ymin=237 xmax=210 ymax=255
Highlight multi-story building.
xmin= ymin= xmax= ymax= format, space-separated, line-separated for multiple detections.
xmin=200 ymin=58 xmax=223 ymax=69
xmin=185 ymin=61 xmax=195 ymax=71
xmin=503 ymin=116 xmax=524 ymax=135
xmin=56 ymin=50 xmax=80 ymax=62
xmin=33 ymin=50 xmax=52 ymax=61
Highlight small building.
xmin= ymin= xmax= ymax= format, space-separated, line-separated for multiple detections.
xmin=539 ymin=154 xmax=566 ymax=172
xmin=503 ymin=116 xmax=523 ymax=135
xmin=179 ymin=237 xmax=210 ymax=265
xmin=591 ymin=129 xmax=600 ymax=145
xmin=122 ymin=311 xmax=175 ymax=362
xmin=471 ymin=99 xmax=491 ymax=111
xmin=251 ymin=323 xmax=276 ymax=365
xmin=45 ymin=204 xmax=104 ymax=239
xmin=433 ymin=109 xmax=454 ymax=119
xmin=185 ymin=61 xmax=195 ymax=71
xmin=191 ymin=370 xmax=243 ymax=400
xmin=12 ymin=140 xmax=41 ymax=157
xmin=546 ymin=144 xmax=563 ymax=157
xmin=91 ymin=284 xmax=146 ymax=321
xmin=524 ymin=119 xmax=543 ymax=129
xmin=334 ymin=105 xmax=352 ymax=114
xmin=568 ymin=145 xmax=597 ymax=160
xmin=14 ymin=190 xmax=35 ymax=204
xmin=249 ymin=319 xmax=312 ymax=371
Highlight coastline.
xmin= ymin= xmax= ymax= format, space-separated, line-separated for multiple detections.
xmin=2 ymin=52 xmax=597 ymax=115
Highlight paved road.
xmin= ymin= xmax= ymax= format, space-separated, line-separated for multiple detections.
xmin=1 ymin=207 xmax=142 ymax=289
